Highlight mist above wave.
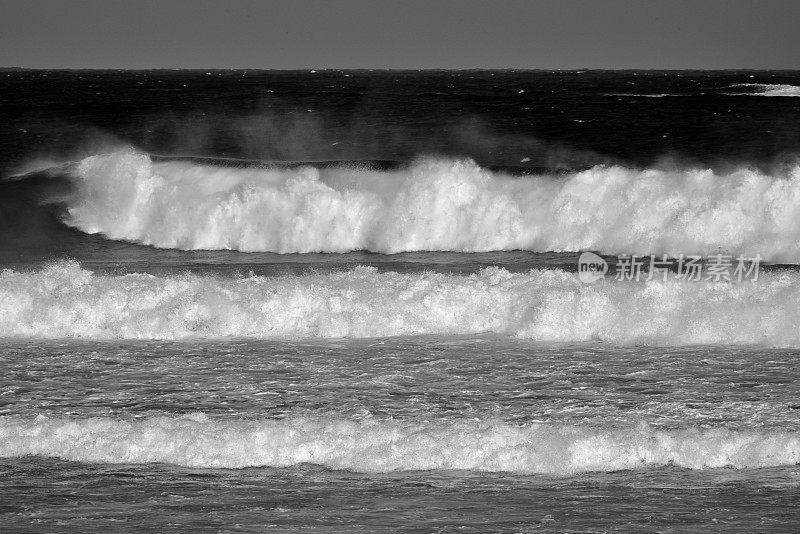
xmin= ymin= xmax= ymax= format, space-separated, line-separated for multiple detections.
xmin=63 ymin=149 xmax=800 ymax=261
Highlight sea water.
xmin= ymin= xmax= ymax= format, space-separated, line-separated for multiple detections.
xmin=1 ymin=70 xmax=800 ymax=531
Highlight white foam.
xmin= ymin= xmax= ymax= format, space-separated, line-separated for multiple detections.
xmin=1 ymin=414 xmax=796 ymax=473
xmin=64 ymin=149 xmax=800 ymax=262
xmin=728 ymin=83 xmax=800 ymax=97
xmin=2 ymin=261 xmax=800 ymax=345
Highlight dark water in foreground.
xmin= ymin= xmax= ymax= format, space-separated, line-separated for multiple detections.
xmin=3 ymin=460 xmax=798 ymax=533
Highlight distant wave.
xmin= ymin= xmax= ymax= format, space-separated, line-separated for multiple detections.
xmin=2 ymin=261 xmax=800 ymax=345
xmin=1 ymin=414 xmax=796 ymax=473
xmin=727 ymin=84 xmax=800 ymax=97
xmin=62 ymin=149 xmax=800 ymax=261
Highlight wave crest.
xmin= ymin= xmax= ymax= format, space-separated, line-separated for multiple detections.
xmin=63 ymin=149 xmax=800 ymax=261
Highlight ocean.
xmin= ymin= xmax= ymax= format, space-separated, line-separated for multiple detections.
xmin=1 ymin=69 xmax=800 ymax=531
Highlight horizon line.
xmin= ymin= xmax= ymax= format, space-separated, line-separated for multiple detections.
xmin=3 ymin=66 xmax=800 ymax=72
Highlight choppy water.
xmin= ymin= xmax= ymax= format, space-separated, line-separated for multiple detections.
xmin=2 ymin=338 xmax=800 ymax=531
xmin=2 ymin=69 xmax=800 ymax=531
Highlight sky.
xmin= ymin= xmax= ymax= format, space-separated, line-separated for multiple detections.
xmin=1 ymin=0 xmax=798 ymax=69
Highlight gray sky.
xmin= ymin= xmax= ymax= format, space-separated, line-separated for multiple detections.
xmin=1 ymin=0 xmax=798 ymax=69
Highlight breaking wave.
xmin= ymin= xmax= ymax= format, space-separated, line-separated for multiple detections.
xmin=1 ymin=414 xmax=796 ymax=473
xmin=728 ymin=83 xmax=800 ymax=97
xmin=2 ymin=261 xmax=800 ymax=345
xmin=63 ymin=149 xmax=800 ymax=262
